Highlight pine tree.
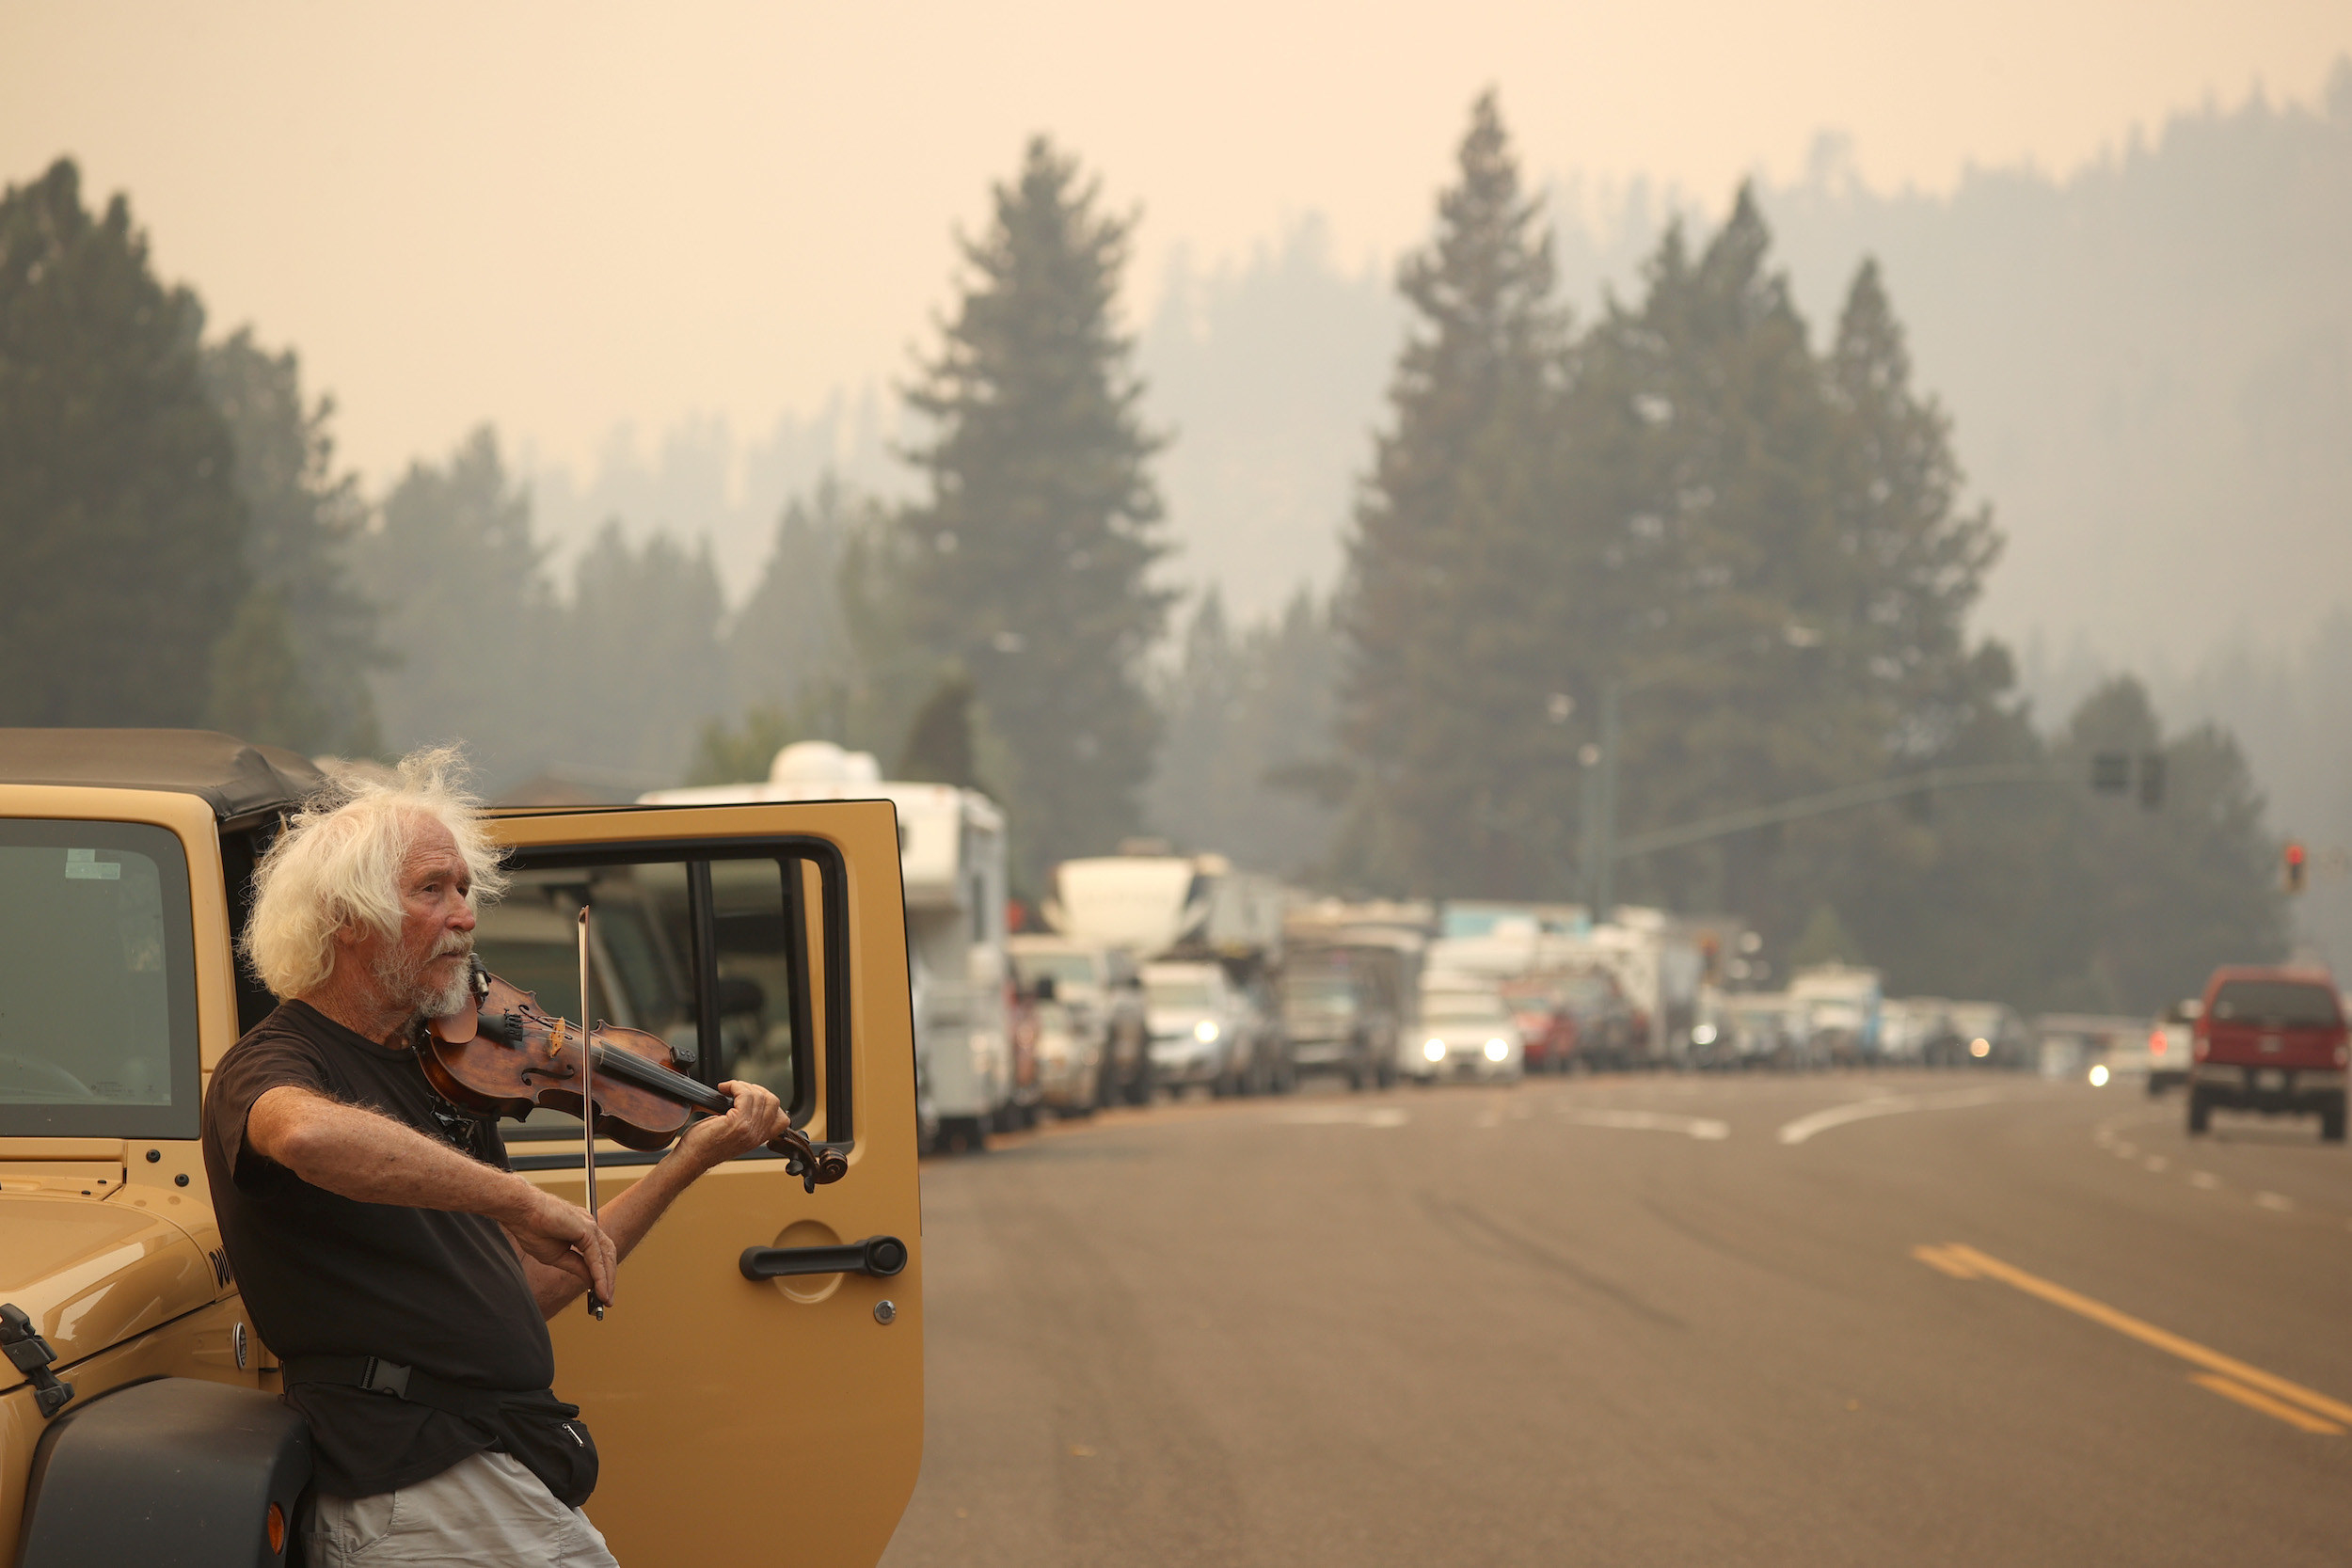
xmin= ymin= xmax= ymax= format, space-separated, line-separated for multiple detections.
xmin=360 ymin=427 xmax=560 ymax=785
xmin=2050 ymin=679 xmax=2283 ymax=1009
xmin=567 ymin=521 xmax=727 ymax=780
xmin=730 ymin=478 xmax=866 ymax=705
xmin=201 ymin=328 xmax=382 ymax=753
xmin=1336 ymin=91 xmax=1567 ymax=895
xmin=1821 ymin=258 xmax=2005 ymax=754
xmin=1553 ymin=193 xmax=2023 ymax=938
xmin=205 ymin=589 xmax=326 ymax=750
xmin=687 ymin=705 xmax=796 ymax=787
xmin=1567 ymin=190 xmax=1859 ymax=922
xmin=896 ymin=674 xmax=981 ymax=788
xmin=894 ymin=136 xmax=1172 ymax=890
xmin=0 ymin=159 xmax=247 ymax=725
xmin=1152 ymin=588 xmax=1344 ymax=876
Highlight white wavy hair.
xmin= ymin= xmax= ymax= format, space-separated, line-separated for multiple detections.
xmin=242 ymin=745 xmax=509 ymax=999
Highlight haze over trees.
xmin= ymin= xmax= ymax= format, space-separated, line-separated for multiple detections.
xmin=200 ymin=329 xmax=382 ymax=754
xmin=0 ymin=161 xmax=250 ymax=729
xmin=882 ymin=136 xmax=1173 ymax=888
xmin=1337 ymin=91 xmax=1570 ymax=895
xmin=0 ymin=96 xmax=2306 ymax=1009
xmin=1315 ymin=95 xmax=2279 ymax=1010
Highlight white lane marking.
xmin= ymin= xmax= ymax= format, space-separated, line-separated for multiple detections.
xmin=2255 ymin=1192 xmax=2294 ymax=1212
xmin=1274 ymin=1106 xmax=1410 ymax=1128
xmin=1558 ymin=1107 xmax=1730 ymax=1141
xmin=1775 ymin=1087 xmax=2009 ymax=1146
xmin=2189 ymin=1171 xmax=2220 ymax=1190
xmin=2144 ymin=1156 xmax=2169 ymax=1172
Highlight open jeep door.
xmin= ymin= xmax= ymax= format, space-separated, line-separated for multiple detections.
xmin=480 ymin=799 xmax=920 ymax=1565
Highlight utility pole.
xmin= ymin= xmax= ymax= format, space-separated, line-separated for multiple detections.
xmin=1579 ymin=626 xmax=1823 ymax=920
xmin=1581 ymin=676 xmax=1619 ymax=922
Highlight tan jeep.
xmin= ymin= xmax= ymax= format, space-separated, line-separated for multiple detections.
xmin=0 ymin=730 xmax=923 ymax=1566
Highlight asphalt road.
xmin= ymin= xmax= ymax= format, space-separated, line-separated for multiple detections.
xmin=879 ymin=1070 xmax=2352 ymax=1567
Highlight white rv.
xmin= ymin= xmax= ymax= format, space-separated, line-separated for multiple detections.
xmin=1789 ymin=963 xmax=1883 ymax=1064
xmin=643 ymin=741 xmax=1015 ymax=1147
xmin=1427 ymin=904 xmax=1709 ymax=1067
xmin=1050 ymin=853 xmax=1292 ymax=1094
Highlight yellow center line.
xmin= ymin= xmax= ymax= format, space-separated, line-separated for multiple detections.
xmin=1915 ymin=1242 xmax=2352 ymax=1430
xmin=2189 ymin=1374 xmax=2347 ymax=1435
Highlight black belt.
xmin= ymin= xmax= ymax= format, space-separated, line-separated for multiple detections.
xmin=280 ymin=1355 xmax=506 ymax=1420
xmin=279 ymin=1355 xmax=600 ymax=1508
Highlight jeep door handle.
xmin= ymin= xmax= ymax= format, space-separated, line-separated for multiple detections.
xmin=739 ymin=1235 xmax=908 ymax=1280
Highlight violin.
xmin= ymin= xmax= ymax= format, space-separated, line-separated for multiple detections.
xmin=422 ymin=957 xmax=849 ymax=1194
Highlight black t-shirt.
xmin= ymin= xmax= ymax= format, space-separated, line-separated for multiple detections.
xmin=201 ymin=1001 xmax=556 ymax=1497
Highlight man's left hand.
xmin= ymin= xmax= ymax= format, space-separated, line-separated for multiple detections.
xmin=676 ymin=1080 xmax=788 ymax=1170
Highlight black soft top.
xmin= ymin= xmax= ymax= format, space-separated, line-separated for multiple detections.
xmin=0 ymin=729 xmax=327 ymax=826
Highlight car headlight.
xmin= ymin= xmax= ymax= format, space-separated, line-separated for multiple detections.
xmin=1485 ymin=1037 xmax=1508 ymax=1061
xmin=1194 ymin=1020 xmax=1220 ymax=1043
xmin=1422 ymin=1037 xmax=1446 ymax=1062
xmin=1692 ymin=1023 xmax=1718 ymax=1047
xmin=2088 ymin=1063 xmax=2110 ymax=1087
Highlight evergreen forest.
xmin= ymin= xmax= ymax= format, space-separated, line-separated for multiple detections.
xmin=0 ymin=93 xmax=2304 ymax=1017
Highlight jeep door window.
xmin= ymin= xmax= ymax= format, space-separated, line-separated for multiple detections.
xmin=704 ymin=855 xmax=803 ymax=1105
xmin=0 ymin=820 xmax=199 ymax=1139
xmin=472 ymin=865 xmax=692 ymax=1040
xmin=478 ymin=850 xmax=827 ymax=1156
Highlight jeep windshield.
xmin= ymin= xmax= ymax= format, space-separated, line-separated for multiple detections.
xmin=0 ymin=820 xmax=200 ymax=1138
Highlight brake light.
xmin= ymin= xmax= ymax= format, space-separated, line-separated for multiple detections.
xmin=2148 ymin=1029 xmax=2167 ymax=1057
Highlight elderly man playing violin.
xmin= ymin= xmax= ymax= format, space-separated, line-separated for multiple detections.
xmin=199 ymin=747 xmax=787 ymax=1568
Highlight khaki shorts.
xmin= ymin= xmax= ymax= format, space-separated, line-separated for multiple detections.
xmin=303 ymin=1450 xmax=618 ymax=1567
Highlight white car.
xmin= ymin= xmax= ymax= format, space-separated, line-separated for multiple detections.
xmin=1410 ymin=982 xmax=1525 ymax=1084
xmin=1143 ymin=960 xmax=1250 ymax=1094
xmin=1023 ymin=997 xmax=1102 ymax=1117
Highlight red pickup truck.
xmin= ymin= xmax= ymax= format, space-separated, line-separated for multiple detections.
xmin=2185 ymin=966 xmax=2348 ymax=1142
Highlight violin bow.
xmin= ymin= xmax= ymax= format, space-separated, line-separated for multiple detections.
xmin=578 ymin=905 xmax=605 ymax=1321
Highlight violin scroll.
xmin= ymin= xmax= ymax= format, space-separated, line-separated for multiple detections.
xmin=772 ymin=1124 xmax=850 ymax=1194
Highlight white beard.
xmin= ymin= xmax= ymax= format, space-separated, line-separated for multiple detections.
xmin=415 ymin=961 xmax=474 ymax=1021
xmin=378 ymin=938 xmax=474 ymax=1022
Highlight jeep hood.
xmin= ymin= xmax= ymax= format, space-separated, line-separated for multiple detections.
xmin=0 ymin=1195 xmax=217 ymax=1386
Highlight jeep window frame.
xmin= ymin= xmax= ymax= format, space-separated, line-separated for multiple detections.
xmin=487 ymin=834 xmax=852 ymax=1172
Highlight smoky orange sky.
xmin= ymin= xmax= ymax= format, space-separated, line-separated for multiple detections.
xmin=2 ymin=0 xmax=2345 ymax=485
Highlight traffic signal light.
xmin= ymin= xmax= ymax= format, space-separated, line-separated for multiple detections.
xmin=2285 ymin=840 xmax=2308 ymax=894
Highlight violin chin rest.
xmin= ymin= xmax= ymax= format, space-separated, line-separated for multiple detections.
xmin=428 ymin=1004 xmax=480 ymax=1045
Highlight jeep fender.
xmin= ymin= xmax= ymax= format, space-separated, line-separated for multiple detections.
xmin=17 ymin=1377 xmax=310 ymax=1568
